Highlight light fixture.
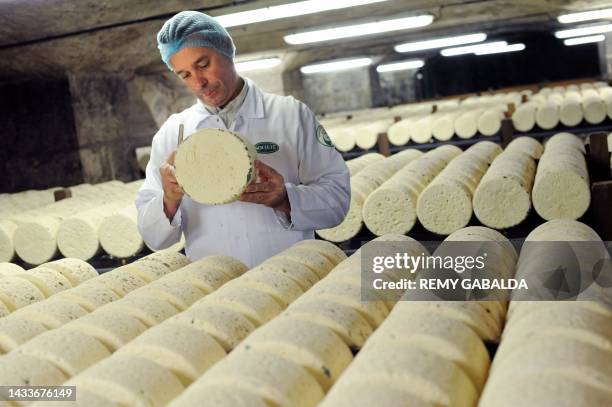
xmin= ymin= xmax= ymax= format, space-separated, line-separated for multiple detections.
xmin=216 ymin=0 xmax=390 ymax=28
xmin=300 ymin=57 xmax=373 ymax=74
xmin=235 ymin=58 xmax=282 ymax=72
xmin=394 ymin=33 xmax=487 ymax=53
xmin=441 ymin=41 xmax=508 ymax=56
xmin=376 ymin=59 xmax=424 ymax=72
xmin=554 ymin=23 xmax=612 ymax=39
xmin=558 ymin=8 xmax=612 ymax=24
xmin=563 ymin=34 xmax=606 ymax=46
xmin=284 ymin=14 xmax=434 ymax=45
xmin=475 ymin=43 xmax=526 ymax=55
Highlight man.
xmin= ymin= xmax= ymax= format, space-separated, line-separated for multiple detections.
xmin=136 ymin=11 xmax=350 ymax=267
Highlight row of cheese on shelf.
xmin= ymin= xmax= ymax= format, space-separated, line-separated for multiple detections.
xmin=320 ymin=133 xmax=591 ymax=241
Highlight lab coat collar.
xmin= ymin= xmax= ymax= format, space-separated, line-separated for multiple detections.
xmin=195 ymin=77 xmax=264 ymax=120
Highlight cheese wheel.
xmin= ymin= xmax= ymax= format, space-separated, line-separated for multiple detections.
xmin=0 ymin=315 xmax=47 ymax=353
xmin=57 ymin=216 xmax=101 ymax=261
xmin=173 ymin=303 xmax=256 ymax=352
xmin=505 ymin=136 xmax=543 ymax=159
xmin=13 ymin=215 xmax=60 ymax=265
xmin=117 ymin=261 xmax=171 ymax=283
xmin=355 ymin=125 xmax=380 ymax=150
xmin=98 ymin=205 xmax=143 ymax=258
xmin=63 ymin=309 xmax=147 ymax=352
xmin=165 ymin=264 xmax=232 ymax=294
xmin=432 ymin=113 xmax=457 ymax=141
xmin=12 ymin=266 xmax=72 ymax=297
xmin=67 ymin=355 xmax=184 ymax=407
xmin=582 ymin=94 xmax=607 ymax=124
xmin=54 ymin=283 xmax=120 ymax=312
xmin=256 ymin=257 xmax=320 ymax=291
xmin=0 ymin=353 xmax=67 ymax=397
xmin=168 ymin=384 xmax=268 ymax=407
xmin=16 ymin=329 xmax=111 ymax=376
xmin=0 ymin=300 xmax=8 ymax=319
xmin=417 ymin=179 xmax=473 ymax=235
xmin=454 ymin=110 xmax=480 ymax=139
xmin=42 ymin=258 xmax=98 ymax=286
xmin=0 ymin=220 xmax=17 ymax=262
xmin=130 ymin=278 xmax=205 ymax=311
xmin=284 ymin=301 xmax=373 ymax=350
xmin=140 ymin=250 xmax=191 ymax=271
xmin=328 ymin=127 xmax=356 ymax=152
xmin=337 ymin=345 xmax=478 ymax=407
xmin=292 ymin=239 xmax=347 ymax=266
xmin=321 ymin=381 xmax=442 ymax=407
xmin=0 ymin=277 xmax=45 ymax=311
xmin=33 ymin=390 xmax=121 ymax=407
xmin=117 ymin=322 xmax=226 ymax=385
xmin=316 ymin=188 xmax=365 ymax=242
xmin=104 ymin=295 xmax=178 ymax=327
xmin=560 ymin=97 xmax=583 ymax=127
xmin=86 ymin=269 xmax=148 ymax=297
xmin=276 ymin=247 xmax=335 ymax=278
xmin=238 ymin=317 xmax=353 ymax=390
xmin=0 ymin=262 xmax=24 ymax=275
xmin=205 ymin=282 xmax=283 ymax=326
xmin=387 ymin=119 xmax=412 ymax=146
xmin=411 ymin=116 xmax=433 ymax=143
xmin=12 ymin=299 xmax=87 ymax=329
xmin=175 ymin=128 xmax=257 ymax=204
xmin=512 ymin=103 xmax=537 ymax=132
xmin=478 ymin=109 xmax=503 ymax=136
xmin=192 ymin=255 xmax=248 ymax=279
xmin=200 ymin=351 xmax=324 ymax=407
xmin=238 ymin=269 xmax=304 ymax=308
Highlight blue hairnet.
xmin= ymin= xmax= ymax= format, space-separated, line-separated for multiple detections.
xmin=157 ymin=11 xmax=236 ymax=70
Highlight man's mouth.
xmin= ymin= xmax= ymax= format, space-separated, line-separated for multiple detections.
xmin=202 ymin=87 xmax=216 ymax=97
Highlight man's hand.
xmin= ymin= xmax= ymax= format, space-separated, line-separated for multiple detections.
xmin=240 ymin=160 xmax=291 ymax=214
xmin=160 ymin=151 xmax=184 ymax=220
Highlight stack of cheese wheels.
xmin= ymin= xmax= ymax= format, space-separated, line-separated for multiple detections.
xmin=0 ymin=262 xmax=24 ymax=277
xmin=328 ymin=126 xmax=356 ymax=152
xmin=535 ymin=99 xmax=560 ymax=130
xmin=432 ymin=111 xmax=461 ymax=141
xmin=581 ymin=88 xmax=607 ymax=124
xmin=532 ymin=132 xmax=590 ymax=220
xmin=417 ymin=141 xmax=502 ymax=235
xmin=472 ymin=138 xmax=541 ymax=229
xmin=13 ymin=215 xmax=62 ymax=265
xmin=98 ymin=205 xmax=143 ymax=258
xmin=598 ymin=87 xmax=612 ymax=120
xmin=0 ymin=219 xmax=18 ymax=262
xmin=453 ymin=109 xmax=482 ymax=139
xmin=170 ymin=236 xmax=423 ymax=407
xmin=477 ymin=106 xmax=506 ymax=136
xmin=480 ymin=220 xmax=612 ymax=407
xmin=503 ymin=135 xmax=545 ymax=159
xmin=512 ymin=102 xmax=537 ymax=132
xmin=387 ymin=117 xmax=414 ymax=146
xmin=321 ymin=228 xmax=514 ymax=407
xmin=362 ymin=145 xmax=462 ymax=236
xmin=317 ymin=149 xmax=423 ymax=242
xmin=344 ymin=153 xmax=384 ymax=176
xmin=57 ymin=200 xmax=130 ymax=261
xmin=174 ymin=128 xmax=257 ymax=205
xmin=560 ymin=91 xmax=583 ymax=127
xmin=60 ymin=242 xmax=335 ymax=406
xmin=355 ymin=120 xmax=390 ymax=150
xmin=411 ymin=115 xmax=434 ymax=144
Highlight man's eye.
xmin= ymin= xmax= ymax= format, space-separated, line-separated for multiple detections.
xmin=180 ymin=73 xmax=190 ymax=80
xmin=197 ymin=62 xmax=209 ymax=69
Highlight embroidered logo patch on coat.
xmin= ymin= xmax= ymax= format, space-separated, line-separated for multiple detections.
xmin=255 ymin=141 xmax=280 ymax=154
xmin=316 ymin=123 xmax=334 ymax=147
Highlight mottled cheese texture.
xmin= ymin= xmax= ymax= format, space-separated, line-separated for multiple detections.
xmin=55 ymin=283 xmax=120 ymax=312
xmin=0 ymin=261 xmax=24 ymax=274
xmin=131 ymin=278 xmax=204 ymax=311
xmin=12 ymin=298 xmax=87 ymax=329
xmin=175 ymin=128 xmax=257 ymax=204
xmin=98 ymin=205 xmax=144 ymax=258
xmin=13 ymin=266 xmax=72 ymax=297
xmin=0 ymin=219 xmax=17 ymax=262
xmin=0 ymin=315 xmax=48 ymax=353
xmin=321 ymin=382 xmax=444 ymax=407
xmin=104 ymin=295 xmax=178 ymax=327
xmin=199 ymin=351 xmax=324 ymax=407
xmin=505 ymin=136 xmax=544 ymax=159
xmin=116 ymin=322 xmax=226 ymax=385
xmin=238 ymin=317 xmax=353 ymax=391
xmin=206 ymin=282 xmax=283 ymax=326
xmin=0 ymin=277 xmax=45 ymax=311
xmin=13 ymin=215 xmax=61 ymax=265
xmin=168 ymin=384 xmax=268 ymax=407
xmin=67 ymin=355 xmax=185 ymax=407
xmin=0 ymin=353 xmax=67 ymax=391
xmin=43 ymin=258 xmax=98 ymax=286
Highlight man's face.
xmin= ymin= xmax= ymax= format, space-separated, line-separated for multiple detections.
xmin=170 ymin=46 xmax=239 ymax=107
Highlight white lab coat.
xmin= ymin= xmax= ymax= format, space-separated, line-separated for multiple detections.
xmin=135 ymin=79 xmax=350 ymax=267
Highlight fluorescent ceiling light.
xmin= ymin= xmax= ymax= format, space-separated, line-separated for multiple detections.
xmin=284 ymin=14 xmax=434 ymax=45
xmin=301 ymin=57 xmax=373 ymax=74
xmin=441 ymin=41 xmax=508 ymax=56
xmin=235 ymin=58 xmax=281 ymax=72
xmin=216 ymin=0 xmax=390 ymax=28
xmin=563 ymin=34 xmax=606 ymax=45
xmin=558 ymin=8 xmax=612 ymax=24
xmin=554 ymin=23 xmax=612 ymax=38
xmin=395 ymin=33 xmax=487 ymax=52
xmin=377 ymin=59 xmax=424 ymax=72
xmin=475 ymin=43 xmax=525 ymax=55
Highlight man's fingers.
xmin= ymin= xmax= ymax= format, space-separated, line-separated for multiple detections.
xmin=254 ymin=160 xmax=279 ymax=179
xmin=240 ymin=192 xmax=272 ymax=205
xmin=245 ymin=181 xmax=275 ymax=193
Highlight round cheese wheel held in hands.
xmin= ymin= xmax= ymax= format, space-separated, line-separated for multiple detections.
xmin=175 ymin=128 xmax=257 ymax=205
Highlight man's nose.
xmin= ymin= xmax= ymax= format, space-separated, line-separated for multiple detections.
xmin=194 ymin=72 xmax=208 ymax=87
